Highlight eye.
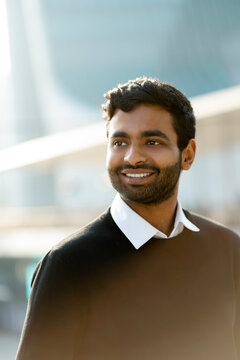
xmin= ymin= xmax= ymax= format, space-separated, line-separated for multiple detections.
xmin=146 ymin=140 xmax=162 ymax=145
xmin=112 ymin=140 xmax=127 ymax=147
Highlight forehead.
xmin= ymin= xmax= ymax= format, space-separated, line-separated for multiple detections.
xmin=108 ymin=104 xmax=177 ymax=140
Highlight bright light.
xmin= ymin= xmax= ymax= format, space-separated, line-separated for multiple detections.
xmin=0 ymin=0 xmax=11 ymax=80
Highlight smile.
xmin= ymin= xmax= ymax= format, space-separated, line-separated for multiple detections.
xmin=125 ymin=173 xmax=152 ymax=178
xmin=120 ymin=170 xmax=156 ymax=184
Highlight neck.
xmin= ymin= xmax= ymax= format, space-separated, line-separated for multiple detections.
xmin=122 ymin=193 xmax=178 ymax=236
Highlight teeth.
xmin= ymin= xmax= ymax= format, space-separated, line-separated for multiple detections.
xmin=126 ymin=173 xmax=151 ymax=178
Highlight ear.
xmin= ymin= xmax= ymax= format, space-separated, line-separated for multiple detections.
xmin=181 ymin=139 xmax=196 ymax=170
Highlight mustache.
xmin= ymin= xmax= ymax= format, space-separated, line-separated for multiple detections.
xmin=115 ymin=164 xmax=160 ymax=172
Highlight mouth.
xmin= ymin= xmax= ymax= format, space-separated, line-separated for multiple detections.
xmin=120 ymin=169 xmax=155 ymax=184
xmin=124 ymin=172 xmax=152 ymax=178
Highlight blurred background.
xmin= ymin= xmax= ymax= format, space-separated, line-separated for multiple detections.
xmin=0 ymin=0 xmax=239 ymax=358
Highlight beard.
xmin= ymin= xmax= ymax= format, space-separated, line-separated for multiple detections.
xmin=108 ymin=156 xmax=182 ymax=205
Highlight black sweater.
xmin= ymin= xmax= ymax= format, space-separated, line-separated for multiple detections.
xmin=16 ymin=208 xmax=240 ymax=360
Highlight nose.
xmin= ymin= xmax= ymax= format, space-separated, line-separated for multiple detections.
xmin=124 ymin=143 xmax=146 ymax=166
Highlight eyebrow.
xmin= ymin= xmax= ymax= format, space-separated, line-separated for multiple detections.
xmin=141 ymin=130 xmax=170 ymax=141
xmin=110 ymin=131 xmax=129 ymax=139
xmin=110 ymin=129 xmax=170 ymax=141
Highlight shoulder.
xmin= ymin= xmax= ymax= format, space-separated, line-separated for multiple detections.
xmin=185 ymin=209 xmax=240 ymax=244
xmin=37 ymin=208 xmax=133 ymax=275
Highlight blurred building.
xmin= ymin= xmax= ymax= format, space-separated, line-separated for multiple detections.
xmin=1 ymin=0 xmax=239 ymax=217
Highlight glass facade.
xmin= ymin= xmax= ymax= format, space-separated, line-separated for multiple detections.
xmin=41 ymin=0 xmax=240 ymax=111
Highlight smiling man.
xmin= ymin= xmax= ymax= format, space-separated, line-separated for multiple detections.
xmin=106 ymin=103 xmax=195 ymax=238
xmin=16 ymin=78 xmax=240 ymax=360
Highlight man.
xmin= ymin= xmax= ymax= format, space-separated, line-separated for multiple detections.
xmin=16 ymin=77 xmax=240 ymax=360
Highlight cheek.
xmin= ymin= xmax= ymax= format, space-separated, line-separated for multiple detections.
xmin=150 ymin=148 xmax=180 ymax=166
xmin=106 ymin=148 xmax=119 ymax=169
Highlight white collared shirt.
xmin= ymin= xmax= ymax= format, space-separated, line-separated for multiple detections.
xmin=110 ymin=193 xmax=200 ymax=249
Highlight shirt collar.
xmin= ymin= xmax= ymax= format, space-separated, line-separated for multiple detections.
xmin=110 ymin=193 xmax=200 ymax=249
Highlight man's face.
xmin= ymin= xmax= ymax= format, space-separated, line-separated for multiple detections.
xmin=106 ymin=104 xmax=183 ymax=205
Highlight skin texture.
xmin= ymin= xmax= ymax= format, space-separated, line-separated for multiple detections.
xmin=106 ymin=104 xmax=196 ymax=235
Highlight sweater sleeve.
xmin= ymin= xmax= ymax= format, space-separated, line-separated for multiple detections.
xmin=15 ymin=249 xmax=87 ymax=360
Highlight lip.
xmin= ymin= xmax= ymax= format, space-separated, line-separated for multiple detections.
xmin=120 ymin=169 xmax=155 ymax=184
xmin=121 ymin=168 xmax=155 ymax=175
